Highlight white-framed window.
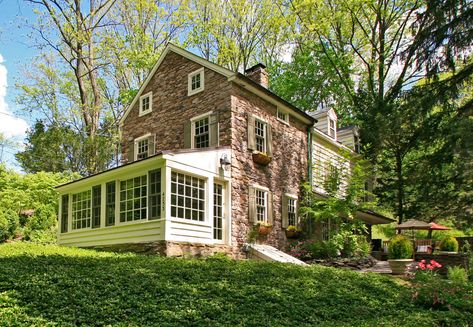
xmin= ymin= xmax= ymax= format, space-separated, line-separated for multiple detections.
xmin=188 ymin=68 xmax=204 ymax=96
xmin=139 ymin=92 xmax=152 ymax=116
xmin=255 ymin=119 xmax=267 ymax=153
xmin=277 ymin=108 xmax=289 ymax=124
xmin=170 ymin=171 xmax=206 ymax=221
xmin=287 ymin=198 xmax=297 ymax=226
xmin=134 ymin=134 xmax=151 ymax=160
xmin=329 ymin=118 xmax=337 ymax=139
xmin=193 ymin=116 xmax=210 ymax=148
xmin=255 ymin=189 xmax=267 ymax=223
xmin=72 ymin=190 xmax=91 ymax=230
xmin=213 ymin=182 xmax=224 ymax=240
xmin=119 ymin=175 xmax=147 ymax=223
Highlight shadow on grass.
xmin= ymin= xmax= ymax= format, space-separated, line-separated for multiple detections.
xmin=0 ymin=246 xmax=470 ymax=326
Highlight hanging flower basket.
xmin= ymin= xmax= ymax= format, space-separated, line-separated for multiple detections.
xmin=252 ymin=151 xmax=272 ymax=165
xmin=257 ymin=223 xmax=272 ymax=236
xmin=285 ymin=227 xmax=301 ymax=239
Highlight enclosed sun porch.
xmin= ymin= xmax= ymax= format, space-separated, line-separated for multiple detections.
xmin=56 ymin=147 xmax=232 ymax=249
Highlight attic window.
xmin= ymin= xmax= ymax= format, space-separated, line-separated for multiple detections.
xmin=134 ymin=134 xmax=151 ymax=160
xmin=277 ymin=108 xmax=289 ymax=124
xmin=139 ymin=92 xmax=152 ymax=116
xmin=188 ymin=68 xmax=204 ymax=96
xmin=329 ymin=118 xmax=336 ymax=139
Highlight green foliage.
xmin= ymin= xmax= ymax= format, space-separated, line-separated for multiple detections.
xmin=0 ymin=243 xmax=472 ymax=326
xmin=0 ymin=164 xmax=78 ymax=242
xmin=439 ymin=236 xmax=459 ymax=252
xmin=388 ymin=235 xmax=413 ymax=259
xmin=447 ymin=266 xmax=469 ymax=286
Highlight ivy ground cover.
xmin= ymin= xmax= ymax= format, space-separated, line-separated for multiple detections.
xmin=0 ymin=243 xmax=470 ymax=326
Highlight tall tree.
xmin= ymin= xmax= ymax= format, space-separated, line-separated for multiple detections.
xmin=281 ymin=0 xmax=472 ymax=223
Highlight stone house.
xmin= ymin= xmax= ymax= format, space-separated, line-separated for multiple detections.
xmin=56 ymin=44 xmax=391 ymax=257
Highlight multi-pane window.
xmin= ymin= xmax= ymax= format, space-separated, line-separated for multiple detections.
xmin=194 ymin=117 xmax=210 ymax=148
xmin=329 ymin=118 xmax=336 ymax=138
xmin=139 ymin=92 xmax=152 ymax=116
xmin=277 ymin=109 xmax=289 ymax=123
xmin=105 ymin=181 xmax=116 ymax=226
xmin=213 ymin=183 xmax=223 ymax=240
xmin=170 ymin=171 xmax=205 ymax=221
xmin=288 ymin=198 xmax=297 ymax=226
xmin=148 ymin=169 xmax=161 ymax=220
xmin=72 ymin=190 xmax=91 ymax=230
xmin=119 ymin=176 xmax=147 ymax=223
xmin=255 ymin=189 xmax=267 ymax=222
xmin=92 ymin=185 xmax=101 ymax=228
xmin=61 ymin=194 xmax=69 ymax=233
xmin=255 ymin=120 xmax=267 ymax=153
xmin=136 ymin=138 xmax=149 ymax=160
xmin=188 ymin=69 xmax=204 ymax=95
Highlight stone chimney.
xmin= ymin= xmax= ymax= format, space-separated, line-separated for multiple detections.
xmin=244 ymin=63 xmax=269 ymax=88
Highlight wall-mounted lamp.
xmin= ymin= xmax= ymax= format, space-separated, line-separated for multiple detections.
xmin=220 ymin=154 xmax=231 ymax=171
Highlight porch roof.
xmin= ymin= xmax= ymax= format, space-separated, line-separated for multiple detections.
xmin=56 ymin=146 xmax=231 ymax=191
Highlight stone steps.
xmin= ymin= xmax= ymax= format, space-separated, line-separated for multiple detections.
xmin=247 ymin=244 xmax=308 ymax=266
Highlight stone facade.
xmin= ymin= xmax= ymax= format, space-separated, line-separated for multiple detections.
xmin=120 ymin=48 xmax=311 ymax=256
xmin=121 ymin=51 xmax=233 ymax=158
xmin=230 ymin=84 xmax=309 ymax=251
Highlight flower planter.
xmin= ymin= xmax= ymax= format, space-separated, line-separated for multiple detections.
xmin=388 ymin=259 xmax=413 ymax=275
xmin=258 ymin=225 xmax=272 ymax=236
xmin=252 ymin=152 xmax=272 ymax=165
xmin=285 ymin=230 xmax=301 ymax=239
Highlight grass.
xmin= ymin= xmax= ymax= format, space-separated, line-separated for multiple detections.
xmin=0 ymin=243 xmax=470 ymax=326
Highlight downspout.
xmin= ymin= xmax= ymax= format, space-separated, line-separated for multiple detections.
xmin=307 ymin=126 xmax=313 ymax=183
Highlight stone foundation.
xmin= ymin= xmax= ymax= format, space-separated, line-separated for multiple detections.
xmin=90 ymin=241 xmax=241 ymax=258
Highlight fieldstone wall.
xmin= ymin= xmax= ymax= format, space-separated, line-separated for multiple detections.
xmin=230 ymin=84 xmax=309 ymax=252
xmin=416 ymin=253 xmax=469 ymax=274
xmin=90 ymin=241 xmax=238 ymax=258
xmin=121 ymin=51 xmax=232 ymax=159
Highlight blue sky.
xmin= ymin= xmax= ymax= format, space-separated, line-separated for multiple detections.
xmin=0 ymin=1 xmax=37 ymax=170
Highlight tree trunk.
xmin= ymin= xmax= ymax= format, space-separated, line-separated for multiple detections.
xmin=395 ymin=150 xmax=404 ymax=225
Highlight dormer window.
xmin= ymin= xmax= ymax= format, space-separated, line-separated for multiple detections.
xmin=329 ymin=118 xmax=337 ymax=139
xmin=139 ymin=92 xmax=152 ymax=116
xmin=188 ymin=68 xmax=205 ymax=96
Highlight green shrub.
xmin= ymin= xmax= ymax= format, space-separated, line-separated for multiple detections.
xmin=356 ymin=236 xmax=372 ymax=258
xmin=447 ymin=266 xmax=469 ymax=285
xmin=388 ymin=235 xmax=413 ymax=259
xmin=308 ymin=240 xmax=339 ymax=259
xmin=0 ymin=209 xmax=20 ymax=242
xmin=439 ymin=236 xmax=459 ymax=252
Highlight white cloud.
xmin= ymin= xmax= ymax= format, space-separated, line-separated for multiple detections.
xmin=0 ymin=53 xmax=29 ymax=138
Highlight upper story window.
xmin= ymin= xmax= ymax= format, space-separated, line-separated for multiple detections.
xmin=329 ymin=118 xmax=337 ymax=139
xmin=277 ymin=108 xmax=289 ymax=124
xmin=185 ymin=112 xmax=219 ymax=149
xmin=135 ymin=135 xmax=149 ymax=160
xmin=248 ymin=114 xmax=273 ymax=157
xmin=188 ymin=68 xmax=205 ymax=96
xmin=255 ymin=119 xmax=267 ymax=153
xmin=194 ymin=116 xmax=210 ymax=148
xmin=139 ymin=92 xmax=152 ymax=116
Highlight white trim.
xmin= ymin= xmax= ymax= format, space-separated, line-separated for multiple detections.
xmin=284 ymin=193 xmax=298 ymax=200
xmin=139 ymin=92 xmax=153 ymax=117
xmin=276 ymin=108 xmax=290 ymax=125
xmin=134 ymin=133 xmax=152 ymax=161
xmin=116 ymin=172 xmax=149 ymax=226
xmin=251 ymin=183 xmax=269 ymax=191
xmin=120 ymin=44 xmax=234 ymax=126
xmin=188 ymin=67 xmax=205 ymax=96
xmin=190 ymin=110 xmax=213 ymax=122
xmin=312 ymin=128 xmax=354 ymax=154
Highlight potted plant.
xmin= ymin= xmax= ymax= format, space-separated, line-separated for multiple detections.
xmin=252 ymin=151 xmax=272 ymax=165
xmin=387 ymin=235 xmax=414 ymax=275
xmin=437 ymin=236 xmax=459 ymax=254
xmin=257 ymin=222 xmax=272 ymax=236
xmin=285 ymin=225 xmax=301 ymax=239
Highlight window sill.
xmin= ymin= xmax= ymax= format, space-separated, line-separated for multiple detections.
xmin=277 ymin=117 xmax=290 ymax=126
xmin=139 ymin=110 xmax=152 ymax=117
xmin=188 ymin=88 xmax=204 ymax=96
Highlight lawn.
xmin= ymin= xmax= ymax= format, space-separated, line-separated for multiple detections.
xmin=0 ymin=243 xmax=470 ymax=326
